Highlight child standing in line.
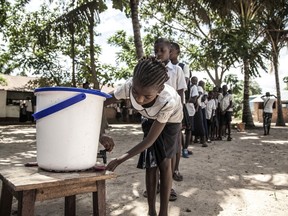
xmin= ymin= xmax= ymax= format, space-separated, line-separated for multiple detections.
xmin=106 ymin=56 xmax=183 ymax=216
xmin=206 ymin=91 xmax=216 ymax=142
xmin=184 ymin=76 xmax=199 ymax=154
xmin=169 ymin=41 xmax=191 ymax=178
xmin=154 ymin=38 xmax=187 ymax=200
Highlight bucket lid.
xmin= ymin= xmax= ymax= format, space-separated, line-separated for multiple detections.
xmin=34 ymin=87 xmax=111 ymax=98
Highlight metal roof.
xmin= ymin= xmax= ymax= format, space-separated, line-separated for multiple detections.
xmin=0 ymin=74 xmax=37 ymax=92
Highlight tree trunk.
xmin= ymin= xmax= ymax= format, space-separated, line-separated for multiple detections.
xmin=130 ymin=0 xmax=144 ymax=59
xmin=71 ymin=30 xmax=76 ymax=87
xmin=89 ymin=10 xmax=99 ymax=89
xmin=272 ymin=51 xmax=286 ymax=126
xmin=242 ymin=59 xmax=255 ymax=128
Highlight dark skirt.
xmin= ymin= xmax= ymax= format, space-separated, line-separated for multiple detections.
xmin=137 ymin=118 xmax=181 ymax=169
xmin=192 ymin=108 xmax=205 ymax=136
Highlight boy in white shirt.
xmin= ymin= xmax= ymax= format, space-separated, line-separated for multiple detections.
xmin=218 ymin=85 xmax=233 ymax=141
xmin=261 ymin=92 xmax=277 ymax=135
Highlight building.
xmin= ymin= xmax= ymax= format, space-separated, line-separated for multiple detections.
xmin=0 ymin=74 xmax=36 ymax=121
xmin=250 ymin=91 xmax=288 ymax=123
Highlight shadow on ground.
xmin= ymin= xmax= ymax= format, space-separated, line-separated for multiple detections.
xmin=0 ymin=123 xmax=287 ymax=216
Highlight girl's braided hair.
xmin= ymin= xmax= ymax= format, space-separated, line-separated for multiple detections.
xmin=133 ymin=56 xmax=169 ymax=88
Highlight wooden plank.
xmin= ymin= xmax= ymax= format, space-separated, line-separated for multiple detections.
xmin=18 ymin=190 xmax=36 ymax=216
xmin=0 ymin=182 xmax=13 ymax=216
xmin=65 ymin=195 xmax=76 ymax=216
xmin=93 ymin=180 xmax=106 ymax=216
xmin=36 ymin=182 xmax=97 ymax=201
xmin=0 ymin=167 xmax=116 ymax=191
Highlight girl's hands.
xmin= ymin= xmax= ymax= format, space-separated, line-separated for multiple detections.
xmin=106 ymin=158 xmax=120 ymax=171
xmin=99 ymin=134 xmax=115 ymax=152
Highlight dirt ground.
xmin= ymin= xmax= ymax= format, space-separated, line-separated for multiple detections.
xmin=0 ymin=122 xmax=288 ymax=216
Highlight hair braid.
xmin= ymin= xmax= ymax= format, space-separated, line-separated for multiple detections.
xmin=133 ymin=56 xmax=169 ymax=88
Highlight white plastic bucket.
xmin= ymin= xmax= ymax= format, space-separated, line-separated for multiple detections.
xmin=33 ymin=87 xmax=111 ymax=171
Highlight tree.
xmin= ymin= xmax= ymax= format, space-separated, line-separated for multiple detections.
xmin=107 ymin=30 xmax=153 ymax=80
xmin=262 ymin=0 xmax=288 ymax=126
xmin=112 ymin=0 xmax=144 ymax=59
xmin=38 ymin=0 xmax=107 ymax=89
xmin=198 ymin=0 xmax=271 ymax=128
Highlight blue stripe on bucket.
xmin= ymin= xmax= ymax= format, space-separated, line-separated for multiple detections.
xmin=33 ymin=93 xmax=87 ymax=121
xmin=34 ymin=87 xmax=112 ymax=98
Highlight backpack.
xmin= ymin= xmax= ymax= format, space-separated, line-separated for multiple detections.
xmin=178 ymin=63 xmax=192 ymax=102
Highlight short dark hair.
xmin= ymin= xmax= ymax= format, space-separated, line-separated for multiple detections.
xmin=154 ymin=38 xmax=171 ymax=48
xmin=133 ymin=56 xmax=169 ymax=88
xmin=171 ymin=42 xmax=180 ymax=52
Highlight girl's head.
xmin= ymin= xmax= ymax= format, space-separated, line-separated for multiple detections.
xmin=132 ymin=56 xmax=169 ymax=106
xmin=154 ymin=38 xmax=171 ymax=63
xmin=170 ymin=42 xmax=180 ymax=61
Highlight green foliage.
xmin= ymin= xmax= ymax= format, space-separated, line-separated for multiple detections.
xmin=107 ymin=30 xmax=154 ymax=80
xmin=0 ymin=75 xmax=7 ymax=86
xmin=223 ymin=73 xmax=262 ymax=119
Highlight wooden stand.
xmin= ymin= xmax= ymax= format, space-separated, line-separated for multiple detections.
xmin=0 ymin=167 xmax=116 ymax=216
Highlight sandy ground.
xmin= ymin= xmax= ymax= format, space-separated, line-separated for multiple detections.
xmin=0 ymin=122 xmax=288 ymax=216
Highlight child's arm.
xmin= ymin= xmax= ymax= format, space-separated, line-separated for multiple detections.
xmin=177 ymin=89 xmax=184 ymax=104
xmin=104 ymin=92 xmax=118 ymax=106
xmin=106 ymin=120 xmax=166 ymax=171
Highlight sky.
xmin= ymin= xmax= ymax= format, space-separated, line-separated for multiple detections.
xmin=26 ymin=0 xmax=287 ymax=93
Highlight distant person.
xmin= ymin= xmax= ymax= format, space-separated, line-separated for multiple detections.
xmin=193 ymin=80 xmax=207 ymax=147
xmin=105 ymin=56 xmax=183 ymax=216
xmin=19 ymin=100 xmax=27 ymax=122
xmin=25 ymin=97 xmax=33 ymax=122
xmin=218 ymin=85 xmax=233 ymax=141
xmin=261 ymin=92 xmax=277 ymax=135
xmin=82 ymin=81 xmax=90 ymax=89
xmin=184 ymin=76 xmax=199 ymax=155
xmin=206 ymin=91 xmax=216 ymax=142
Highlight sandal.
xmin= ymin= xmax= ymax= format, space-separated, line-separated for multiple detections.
xmin=169 ymin=188 xmax=177 ymax=201
xmin=173 ymin=171 xmax=183 ymax=182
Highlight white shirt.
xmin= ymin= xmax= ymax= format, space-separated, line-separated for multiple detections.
xmin=26 ymin=100 xmax=33 ymax=112
xmin=165 ymin=61 xmax=187 ymax=91
xmin=181 ymin=64 xmax=190 ymax=79
xmin=262 ymin=97 xmax=276 ymax=113
xmin=218 ymin=93 xmax=233 ymax=112
xmin=206 ymin=99 xmax=216 ymax=119
xmin=185 ymin=85 xmax=198 ymax=116
xmin=114 ymin=79 xmax=183 ymax=123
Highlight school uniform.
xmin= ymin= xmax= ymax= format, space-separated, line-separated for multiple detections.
xmin=185 ymin=85 xmax=198 ymax=131
xmin=206 ymin=99 xmax=216 ymax=138
xmin=165 ymin=61 xmax=187 ymax=92
xmin=218 ymin=93 xmax=233 ymax=125
xmin=114 ymin=78 xmax=183 ymax=168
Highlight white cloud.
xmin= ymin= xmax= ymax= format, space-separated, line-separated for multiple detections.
xmin=95 ymin=2 xmax=133 ymax=65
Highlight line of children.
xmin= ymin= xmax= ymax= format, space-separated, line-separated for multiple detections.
xmin=105 ymin=40 xmax=234 ymax=215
